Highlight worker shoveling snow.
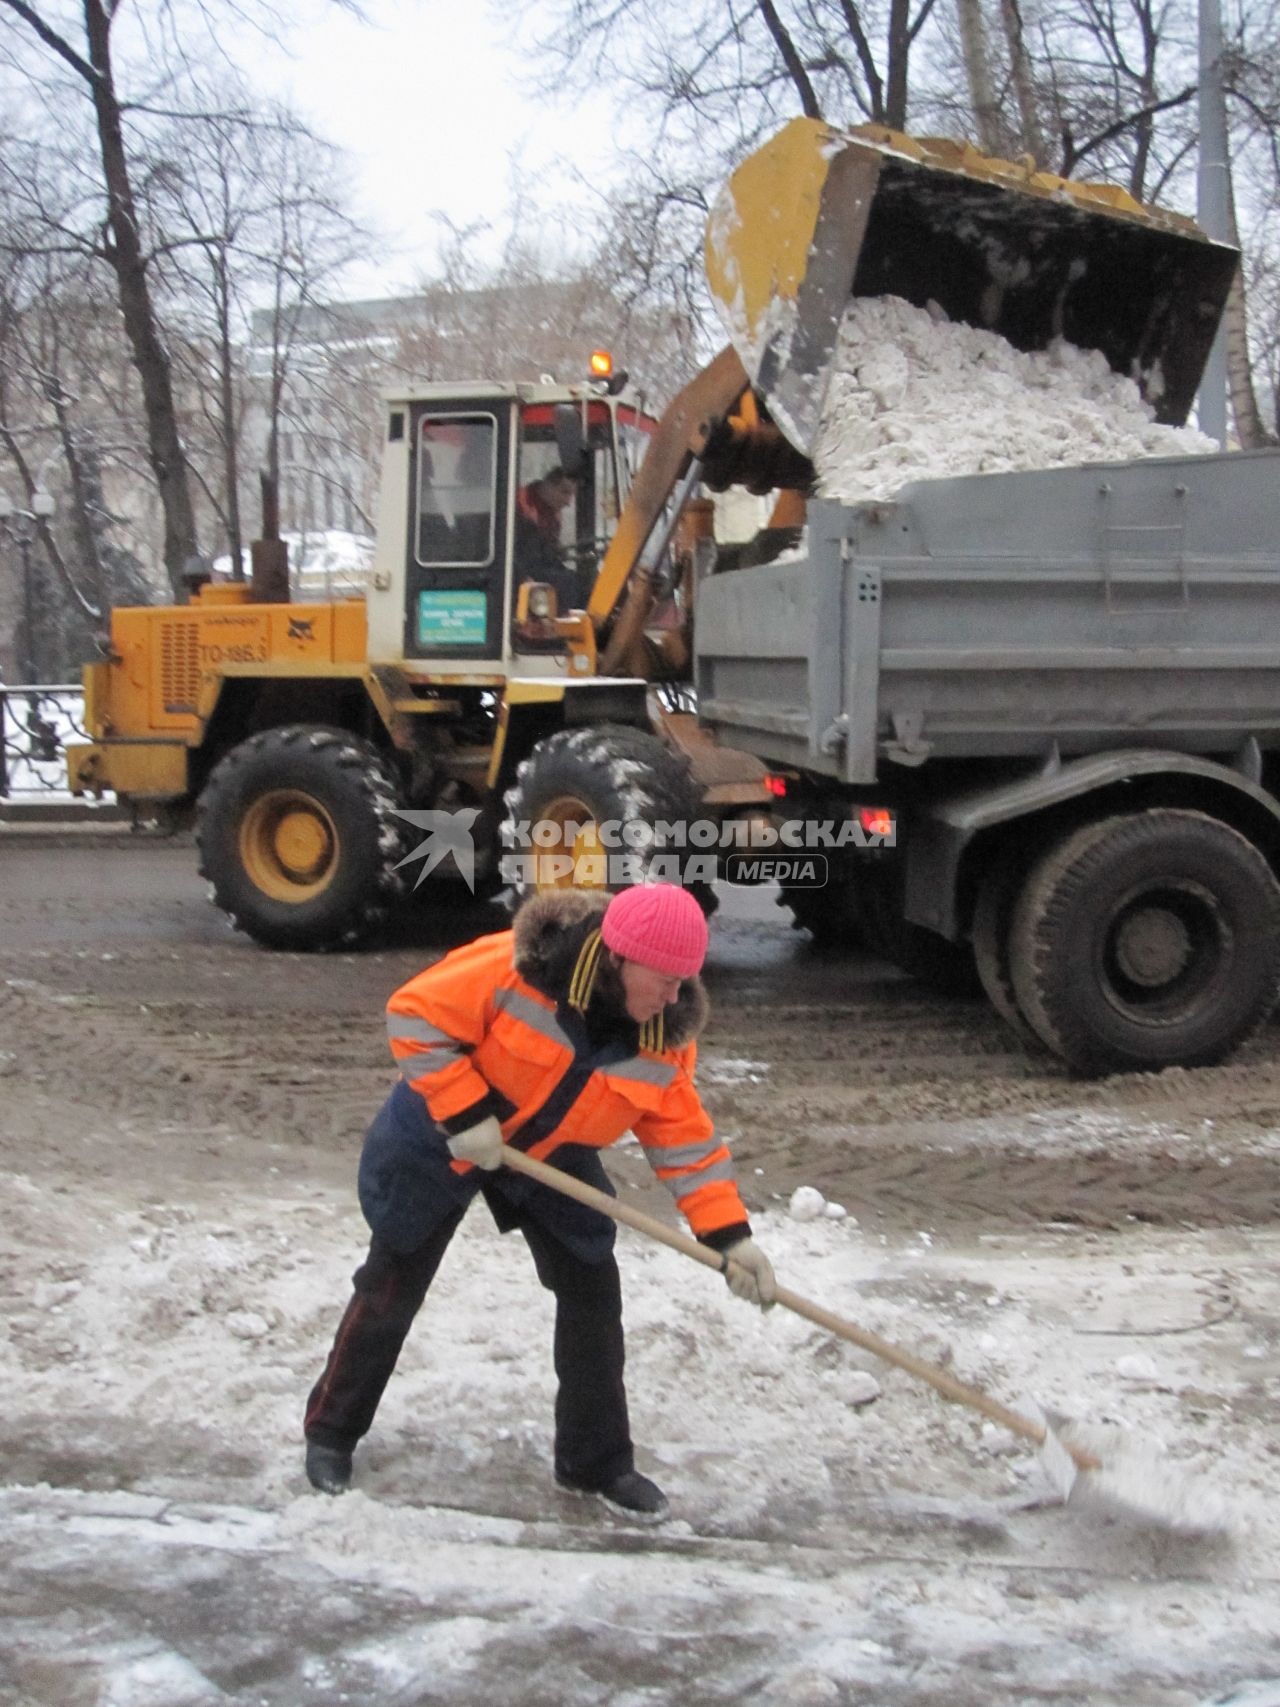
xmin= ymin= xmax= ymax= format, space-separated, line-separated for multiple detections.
xmin=811 ymin=294 xmax=1219 ymax=504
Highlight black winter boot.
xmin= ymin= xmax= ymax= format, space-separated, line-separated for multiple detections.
xmin=306 ymin=1441 xmax=353 ymax=1495
xmin=557 ymin=1466 xmax=669 ymax=1522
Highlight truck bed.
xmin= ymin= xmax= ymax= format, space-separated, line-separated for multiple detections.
xmin=694 ymin=449 xmax=1280 ymax=784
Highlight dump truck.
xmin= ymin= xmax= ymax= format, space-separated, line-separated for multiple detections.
xmin=68 ymin=117 xmax=1252 ymax=1074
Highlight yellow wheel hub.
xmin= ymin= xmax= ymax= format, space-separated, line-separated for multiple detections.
xmin=538 ymin=795 xmax=608 ymax=893
xmin=239 ymin=790 xmax=339 ymax=901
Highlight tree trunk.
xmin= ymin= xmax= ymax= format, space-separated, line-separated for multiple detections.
xmin=214 ymin=256 xmax=245 ymax=577
xmin=956 ymin=0 xmax=1000 ymax=151
xmin=998 ymin=0 xmax=1044 ymax=163
xmin=84 ymin=0 xmax=199 ymax=601
xmin=884 ymin=0 xmax=911 ymax=129
xmin=47 ymin=387 xmax=106 ymax=619
xmin=1219 ymin=160 xmax=1272 ymax=449
xmin=1221 ymin=265 xmax=1269 ymax=447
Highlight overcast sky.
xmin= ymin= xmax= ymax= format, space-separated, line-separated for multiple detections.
xmin=261 ymin=0 xmax=626 ymax=300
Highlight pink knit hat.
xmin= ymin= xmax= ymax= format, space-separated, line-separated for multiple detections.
xmin=601 ymin=884 xmax=708 ymax=979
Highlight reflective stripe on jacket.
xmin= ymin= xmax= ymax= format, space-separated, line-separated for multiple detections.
xmin=385 ymin=929 xmax=746 ymax=1241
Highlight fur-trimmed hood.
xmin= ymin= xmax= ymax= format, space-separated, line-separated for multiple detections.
xmin=512 ymin=889 xmax=709 ymax=1050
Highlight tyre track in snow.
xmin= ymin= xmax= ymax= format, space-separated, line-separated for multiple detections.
xmin=4 ymin=871 xmax=1280 ymax=1231
xmin=700 ymin=941 xmax=1280 ymax=1232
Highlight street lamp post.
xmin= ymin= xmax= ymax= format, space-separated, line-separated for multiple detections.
xmin=0 ymin=488 xmax=57 ymax=684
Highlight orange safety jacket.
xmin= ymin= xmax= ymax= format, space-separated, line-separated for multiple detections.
xmin=385 ymin=928 xmax=748 ymax=1242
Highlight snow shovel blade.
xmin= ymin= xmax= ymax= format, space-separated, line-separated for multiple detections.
xmin=1021 ymin=1399 xmax=1079 ymax=1503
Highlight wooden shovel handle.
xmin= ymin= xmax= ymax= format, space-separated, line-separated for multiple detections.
xmin=500 ymin=1146 xmax=1099 ymax=1470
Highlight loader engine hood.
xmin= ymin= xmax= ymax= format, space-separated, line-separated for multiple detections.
xmin=706 ymin=117 xmax=1238 ymax=455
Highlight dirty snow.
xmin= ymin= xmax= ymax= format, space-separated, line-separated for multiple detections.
xmin=4 ymin=867 xmax=1280 ymax=1701
xmin=812 ymin=295 xmax=1217 ymax=502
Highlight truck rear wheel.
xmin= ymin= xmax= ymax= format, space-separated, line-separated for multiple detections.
xmin=971 ymin=854 xmax=1045 ymax=1050
xmin=196 ymin=725 xmax=408 ymax=950
xmin=1008 ymin=809 xmax=1280 ymax=1074
xmin=501 ymin=724 xmax=701 ymax=904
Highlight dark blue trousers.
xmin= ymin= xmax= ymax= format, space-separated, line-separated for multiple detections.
xmin=305 ymin=1084 xmax=632 ymax=1488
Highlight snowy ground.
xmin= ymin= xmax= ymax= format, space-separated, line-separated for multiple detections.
xmin=4 ymin=1153 xmax=1280 ymax=1706
xmin=2 ymin=843 xmax=1280 ymax=1704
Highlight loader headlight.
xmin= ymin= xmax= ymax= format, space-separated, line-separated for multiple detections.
xmin=527 ymin=585 xmax=556 ymax=619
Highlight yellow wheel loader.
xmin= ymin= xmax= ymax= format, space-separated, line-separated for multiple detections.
xmin=67 ymin=117 xmax=1235 ymax=950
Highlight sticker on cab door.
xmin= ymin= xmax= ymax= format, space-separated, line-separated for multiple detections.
xmin=417 ymin=590 xmax=487 ymax=647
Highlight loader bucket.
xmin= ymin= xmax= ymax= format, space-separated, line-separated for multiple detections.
xmin=706 ymin=117 xmax=1238 ymax=456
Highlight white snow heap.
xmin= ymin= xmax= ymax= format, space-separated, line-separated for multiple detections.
xmin=788 ymin=1184 xmax=827 ymax=1221
xmin=209 ymin=530 xmax=374 ymax=595
xmin=811 ymin=295 xmax=1218 ymax=503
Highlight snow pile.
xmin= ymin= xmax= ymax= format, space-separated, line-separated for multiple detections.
xmin=812 ymin=295 xmax=1217 ymax=502
xmin=288 ymin=529 xmax=374 ymax=597
xmin=1059 ymin=1422 xmax=1234 ymax=1537
xmin=787 ymin=1184 xmax=849 ymax=1222
xmin=210 ymin=529 xmax=373 ymax=596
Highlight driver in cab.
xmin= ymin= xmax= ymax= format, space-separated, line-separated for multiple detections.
xmin=515 ymin=466 xmax=586 ymax=613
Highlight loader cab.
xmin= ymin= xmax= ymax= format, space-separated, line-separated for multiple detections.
xmin=374 ymin=377 xmax=654 ymax=673
xmin=512 ymin=397 xmax=647 ymax=611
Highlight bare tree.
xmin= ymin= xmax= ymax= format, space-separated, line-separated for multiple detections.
xmin=528 ymin=0 xmax=948 ymax=337
xmin=538 ymin=0 xmax=944 ymax=136
xmin=0 ymin=0 xmax=365 ymax=601
xmin=1220 ymin=12 xmax=1280 ymax=444
xmin=244 ymin=115 xmax=367 ymax=546
xmin=0 ymin=0 xmax=205 ymax=598
xmin=145 ymin=92 xmax=365 ymax=577
xmin=999 ymin=0 xmax=1045 ymax=162
xmin=0 ymin=149 xmax=162 ymax=677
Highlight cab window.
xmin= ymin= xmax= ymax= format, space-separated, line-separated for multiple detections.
xmin=415 ymin=415 xmax=496 ymax=567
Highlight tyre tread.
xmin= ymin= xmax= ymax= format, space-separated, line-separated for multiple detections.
xmin=1009 ymin=809 xmax=1280 ymax=1073
xmin=196 ymin=722 xmax=407 ymax=950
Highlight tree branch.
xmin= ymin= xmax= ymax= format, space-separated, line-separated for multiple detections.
xmin=0 ymin=0 xmax=97 ymax=83
xmin=835 ymin=0 xmax=884 ymax=119
xmin=753 ymin=0 xmax=822 ymax=117
xmin=1061 ymin=84 xmax=1195 ymax=176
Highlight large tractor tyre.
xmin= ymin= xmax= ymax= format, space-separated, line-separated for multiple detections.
xmin=501 ymin=724 xmax=702 ymax=906
xmin=778 ymin=878 xmax=863 ymax=950
xmin=196 ymin=724 xmax=409 ymax=951
xmin=856 ymin=866 xmax=982 ymax=996
xmin=1008 ymin=809 xmax=1280 ymax=1075
xmin=971 ymin=853 xmax=1046 ymax=1052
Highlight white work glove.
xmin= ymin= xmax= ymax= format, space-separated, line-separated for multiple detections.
xmin=446 ymin=1114 xmax=503 ymax=1171
xmin=723 ymin=1237 xmax=777 ymax=1310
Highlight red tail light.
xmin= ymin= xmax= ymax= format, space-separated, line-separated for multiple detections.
xmin=859 ymin=806 xmax=895 ymax=838
xmin=763 ymin=774 xmax=787 ymax=798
